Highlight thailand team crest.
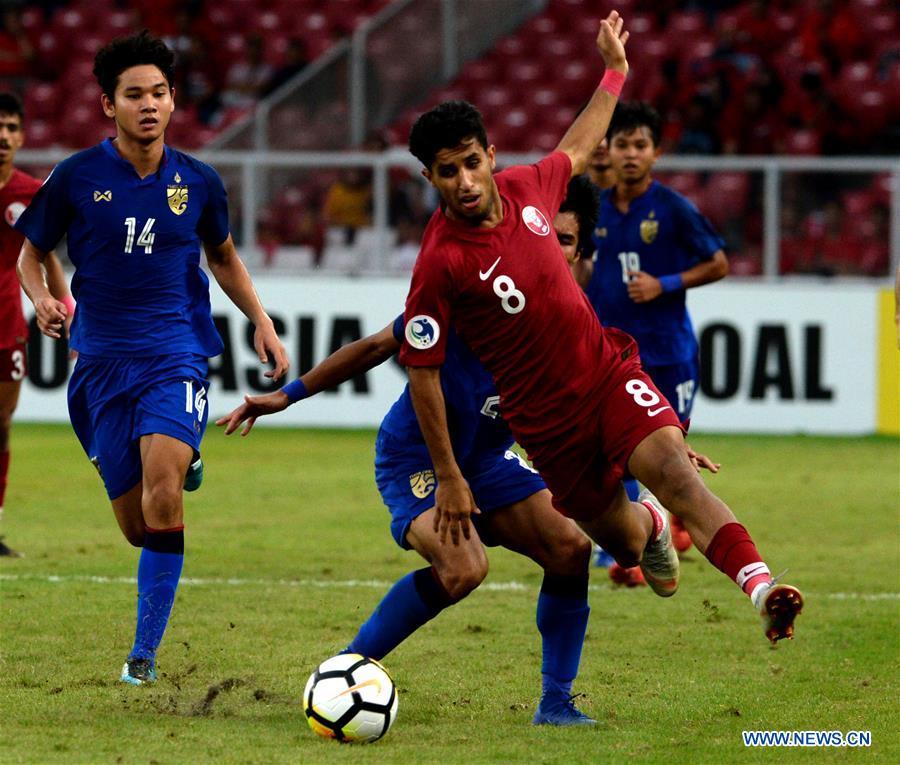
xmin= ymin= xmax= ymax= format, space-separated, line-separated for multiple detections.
xmin=409 ymin=470 xmax=436 ymax=499
xmin=405 ymin=315 xmax=440 ymax=350
xmin=640 ymin=212 xmax=658 ymax=243
xmin=522 ymin=205 xmax=550 ymax=236
xmin=4 ymin=202 xmax=25 ymax=226
xmin=167 ymin=171 xmax=188 ymax=215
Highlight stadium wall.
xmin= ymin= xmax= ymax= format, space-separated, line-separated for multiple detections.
xmin=18 ymin=278 xmax=898 ymax=436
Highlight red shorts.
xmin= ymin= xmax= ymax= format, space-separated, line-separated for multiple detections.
xmin=0 ymin=343 xmax=27 ymax=382
xmin=527 ymin=358 xmax=684 ymax=521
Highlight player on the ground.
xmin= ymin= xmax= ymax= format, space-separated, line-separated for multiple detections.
xmin=398 ymin=11 xmax=802 ymax=643
xmin=218 ymin=181 xmax=608 ymax=726
xmin=0 ymin=91 xmax=71 ymax=558
xmin=16 ymin=31 xmax=288 ymax=684
xmin=587 ymin=101 xmax=729 ymax=580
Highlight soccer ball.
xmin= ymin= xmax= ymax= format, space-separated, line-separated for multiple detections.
xmin=302 ymin=653 xmax=398 ymax=743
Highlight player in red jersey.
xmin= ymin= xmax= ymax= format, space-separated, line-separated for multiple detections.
xmin=399 ymin=12 xmax=802 ymax=643
xmin=0 ymin=92 xmax=71 ymax=556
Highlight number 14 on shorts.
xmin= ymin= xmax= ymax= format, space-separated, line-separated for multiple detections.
xmin=183 ymin=381 xmax=207 ymax=420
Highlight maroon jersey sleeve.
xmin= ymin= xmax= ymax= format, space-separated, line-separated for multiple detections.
xmin=398 ymin=222 xmax=456 ymax=368
xmin=500 ymin=151 xmax=572 ymax=217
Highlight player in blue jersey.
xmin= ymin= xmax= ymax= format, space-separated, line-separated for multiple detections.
xmin=15 ymin=31 xmax=288 ymax=685
xmin=218 ymin=180 xmax=607 ymax=726
xmin=585 ymin=101 xmax=728 ymax=574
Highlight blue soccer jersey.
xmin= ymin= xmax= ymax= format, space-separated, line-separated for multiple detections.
xmin=586 ymin=180 xmax=724 ymax=367
xmin=381 ymin=316 xmax=514 ymax=467
xmin=16 ymin=139 xmax=228 ymax=358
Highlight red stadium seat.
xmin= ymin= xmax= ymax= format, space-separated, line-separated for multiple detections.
xmin=24 ymin=83 xmax=59 ymax=122
xmin=842 ymin=190 xmax=875 ymax=218
xmin=495 ymin=36 xmax=526 ymax=59
xmin=701 ymin=172 xmax=749 ymax=227
xmin=668 ymin=11 xmax=708 ymax=37
xmin=783 ymin=129 xmax=821 ymax=155
xmin=23 ymin=120 xmax=57 ymax=148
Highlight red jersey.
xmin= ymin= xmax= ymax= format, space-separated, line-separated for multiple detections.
xmin=400 ymin=151 xmax=633 ymax=447
xmin=0 ymin=169 xmax=42 ymax=346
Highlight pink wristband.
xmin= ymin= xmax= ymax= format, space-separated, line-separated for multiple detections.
xmin=62 ymin=295 xmax=76 ymax=315
xmin=599 ymin=69 xmax=626 ymax=98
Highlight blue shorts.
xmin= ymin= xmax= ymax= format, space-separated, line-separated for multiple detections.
xmin=374 ymin=430 xmax=547 ymax=549
xmin=68 ymin=354 xmax=209 ymax=500
xmin=644 ymin=358 xmax=699 ymax=425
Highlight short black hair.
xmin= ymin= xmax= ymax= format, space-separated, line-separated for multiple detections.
xmin=559 ymin=175 xmax=599 ymax=259
xmin=607 ymin=101 xmax=662 ymax=147
xmin=93 ymin=30 xmax=175 ymax=98
xmin=0 ymin=92 xmax=24 ymax=120
xmin=409 ymin=100 xmax=488 ymax=169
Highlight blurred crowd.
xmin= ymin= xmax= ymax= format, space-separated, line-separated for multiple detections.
xmin=0 ymin=0 xmax=894 ymax=277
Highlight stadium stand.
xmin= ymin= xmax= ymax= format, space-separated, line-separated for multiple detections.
xmin=4 ymin=0 xmax=896 ymax=276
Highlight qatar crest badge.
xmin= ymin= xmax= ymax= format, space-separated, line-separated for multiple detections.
xmin=522 ymin=205 xmax=551 ymax=236
xmin=405 ymin=315 xmax=440 ymax=350
xmin=167 ymin=171 xmax=188 ymax=215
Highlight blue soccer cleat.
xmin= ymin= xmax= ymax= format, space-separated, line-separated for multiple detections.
xmin=183 ymin=457 xmax=203 ymax=492
xmin=120 ymin=657 xmax=157 ymax=686
xmin=532 ymin=694 xmax=597 ymax=726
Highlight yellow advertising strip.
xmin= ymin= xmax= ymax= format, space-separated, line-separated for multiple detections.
xmin=877 ymin=288 xmax=900 ymax=434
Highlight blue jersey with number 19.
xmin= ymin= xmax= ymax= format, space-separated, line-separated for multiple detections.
xmin=16 ymin=138 xmax=227 ymax=358
xmin=586 ymin=181 xmax=724 ymax=367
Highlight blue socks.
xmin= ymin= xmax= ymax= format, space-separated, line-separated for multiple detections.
xmin=623 ymin=478 xmax=640 ymax=502
xmin=129 ymin=526 xmax=184 ymax=662
xmin=346 ymin=567 xmax=453 ymax=660
xmin=536 ymin=574 xmax=590 ymax=701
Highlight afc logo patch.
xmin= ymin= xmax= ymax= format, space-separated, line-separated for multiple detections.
xmin=409 ymin=470 xmax=436 ymax=499
xmin=4 ymin=202 xmax=25 ymax=226
xmin=522 ymin=205 xmax=550 ymax=236
xmin=405 ymin=315 xmax=440 ymax=350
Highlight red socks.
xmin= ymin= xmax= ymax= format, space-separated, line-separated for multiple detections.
xmin=704 ymin=522 xmax=772 ymax=599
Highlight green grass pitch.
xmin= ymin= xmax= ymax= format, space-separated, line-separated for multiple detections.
xmin=1 ymin=424 xmax=898 ymax=764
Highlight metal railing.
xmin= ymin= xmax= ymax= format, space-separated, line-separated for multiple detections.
xmin=16 ymin=149 xmax=900 ymax=279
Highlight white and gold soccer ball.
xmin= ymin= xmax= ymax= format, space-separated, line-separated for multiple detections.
xmin=302 ymin=653 xmax=398 ymax=743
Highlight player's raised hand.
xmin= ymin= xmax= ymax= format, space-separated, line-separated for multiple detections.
xmin=33 ymin=296 xmax=68 ymax=339
xmin=216 ymin=390 xmax=290 ymax=436
xmin=253 ymin=321 xmax=290 ymax=380
xmin=626 ymin=270 xmax=663 ymax=302
xmin=433 ymin=474 xmax=481 ymax=546
xmin=596 ymin=10 xmax=629 ymax=74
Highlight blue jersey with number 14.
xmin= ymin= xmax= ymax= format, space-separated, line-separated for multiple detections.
xmin=16 ymin=138 xmax=228 ymax=358
xmin=586 ymin=180 xmax=724 ymax=367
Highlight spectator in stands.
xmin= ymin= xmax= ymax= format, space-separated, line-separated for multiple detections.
xmin=178 ymin=37 xmax=223 ymax=127
xmin=323 ymin=167 xmax=372 ymax=245
xmin=263 ymin=38 xmax=310 ymax=98
xmin=675 ymin=94 xmax=720 ymax=154
xmin=720 ymin=83 xmax=782 ymax=154
xmin=222 ymin=35 xmax=273 ymax=109
xmin=0 ymin=7 xmax=34 ymax=81
xmin=799 ymin=0 xmax=865 ymax=76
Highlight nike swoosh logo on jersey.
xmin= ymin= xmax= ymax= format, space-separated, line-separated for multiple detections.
xmin=647 ymin=406 xmax=671 ymax=417
xmin=479 ymin=256 xmax=501 ymax=281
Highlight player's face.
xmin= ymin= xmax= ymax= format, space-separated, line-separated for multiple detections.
xmin=101 ymin=64 xmax=174 ymax=145
xmin=609 ymin=127 xmax=659 ymax=185
xmin=586 ymin=138 xmax=614 ymax=189
xmin=554 ymin=210 xmax=580 ymax=266
xmin=0 ymin=112 xmax=24 ymax=166
xmin=424 ymin=138 xmax=497 ymax=223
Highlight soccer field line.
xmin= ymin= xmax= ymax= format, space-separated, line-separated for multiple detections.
xmin=0 ymin=573 xmax=898 ymax=601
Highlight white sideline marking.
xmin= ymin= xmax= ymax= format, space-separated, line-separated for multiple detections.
xmin=0 ymin=573 xmax=898 ymax=600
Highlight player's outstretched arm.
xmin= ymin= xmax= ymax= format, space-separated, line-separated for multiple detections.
xmin=556 ymin=10 xmax=629 ymax=178
xmin=626 ymin=250 xmax=729 ymax=303
xmin=216 ymin=320 xmax=400 ymax=436
xmin=204 ymin=234 xmax=289 ymax=380
xmin=17 ymin=239 xmax=68 ymax=339
xmin=408 ymin=366 xmax=480 ymax=546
